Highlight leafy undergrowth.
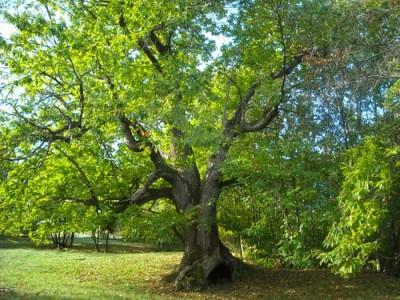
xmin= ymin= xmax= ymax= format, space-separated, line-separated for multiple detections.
xmin=1 ymin=237 xmax=400 ymax=299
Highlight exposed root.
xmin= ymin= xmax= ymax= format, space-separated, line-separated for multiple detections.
xmin=173 ymin=244 xmax=240 ymax=291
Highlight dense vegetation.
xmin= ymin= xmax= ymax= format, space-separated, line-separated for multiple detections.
xmin=0 ymin=0 xmax=399 ymax=291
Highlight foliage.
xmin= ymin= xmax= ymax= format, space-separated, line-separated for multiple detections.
xmin=320 ymin=138 xmax=400 ymax=277
xmin=119 ymin=202 xmax=184 ymax=250
xmin=219 ymin=131 xmax=339 ymax=268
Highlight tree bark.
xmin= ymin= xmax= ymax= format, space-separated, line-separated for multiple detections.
xmin=170 ymin=151 xmax=240 ymax=290
xmin=105 ymin=230 xmax=109 ymax=253
xmin=92 ymin=230 xmax=100 ymax=252
xmin=173 ymin=189 xmax=239 ymax=291
xmin=69 ymin=232 xmax=75 ymax=248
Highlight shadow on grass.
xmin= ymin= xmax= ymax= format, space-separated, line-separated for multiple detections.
xmin=193 ymin=265 xmax=400 ymax=299
xmin=71 ymin=242 xmax=155 ymax=254
xmin=0 ymin=287 xmax=133 ymax=300
xmin=0 ymin=236 xmax=179 ymax=254
xmin=0 ymin=236 xmax=41 ymax=250
xmin=0 ymin=281 xmax=159 ymax=300
xmin=0 ymin=289 xmax=68 ymax=300
xmin=154 ymin=264 xmax=400 ymax=299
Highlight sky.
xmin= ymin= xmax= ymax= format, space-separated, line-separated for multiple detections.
xmin=0 ymin=17 xmax=16 ymax=39
xmin=0 ymin=16 xmax=16 ymax=114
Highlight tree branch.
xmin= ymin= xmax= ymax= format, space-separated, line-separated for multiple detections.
xmin=148 ymin=26 xmax=172 ymax=55
xmin=60 ymin=196 xmax=97 ymax=207
xmin=0 ymin=140 xmax=48 ymax=162
xmin=113 ymin=187 xmax=173 ymax=213
xmin=118 ymin=114 xmax=145 ymax=152
xmin=271 ymin=53 xmax=304 ymax=80
xmin=138 ymin=37 xmax=163 ymax=74
xmin=226 ymin=52 xmax=305 ymax=135
xmin=129 ymin=187 xmax=173 ymax=205
xmin=240 ymin=106 xmax=279 ymax=133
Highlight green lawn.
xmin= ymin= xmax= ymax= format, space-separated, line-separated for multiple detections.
xmin=0 ymin=237 xmax=179 ymax=300
xmin=1 ymin=237 xmax=400 ymax=299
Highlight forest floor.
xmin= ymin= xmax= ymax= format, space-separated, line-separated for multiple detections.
xmin=1 ymin=237 xmax=400 ymax=299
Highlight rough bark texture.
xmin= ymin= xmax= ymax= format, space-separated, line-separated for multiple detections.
xmin=174 ymin=226 xmax=238 ymax=291
xmin=171 ymin=162 xmax=240 ymax=290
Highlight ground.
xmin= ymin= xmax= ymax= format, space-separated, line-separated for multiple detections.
xmin=1 ymin=237 xmax=400 ymax=299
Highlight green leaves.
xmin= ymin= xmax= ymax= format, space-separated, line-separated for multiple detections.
xmin=319 ymin=138 xmax=399 ymax=277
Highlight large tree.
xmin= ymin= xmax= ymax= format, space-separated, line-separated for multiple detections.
xmin=1 ymin=0 xmax=397 ymax=290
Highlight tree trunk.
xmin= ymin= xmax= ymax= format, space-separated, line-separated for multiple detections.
xmin=69 ymin=232 xmax=75 ymax=248
xmin=173 ymin=209 xmax=239 ymax=290
xmin=172 ymin=169 xmax=240 ymax=291
xmin=105 ymin=230 xmax=109 ymax=253
xmin=92 ymin=230 xmax=100 ymax=252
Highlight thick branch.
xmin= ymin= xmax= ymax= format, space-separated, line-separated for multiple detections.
xmin=226 ymin=53 xmax=305 ymax=136
xmin=103 ymin=70 xmax=173 ymax=175
xmin=138 ymin=37 xmax=163 ymax=73
xmin=149 ymin=28 xmax=172 ymax=55
xmin=113 ymin=187 xmax=173 ymax=213
xmin=240 ymin=106 xmax=279 ymax=133
xmin=118 ymin=113 xmax=172 ymax=172
xmin=223 ymin=81 xmax=260 ymax=138
xmin=118 ymin=114 xmax=144 ymax=152
xmin=118 ymin=14 xmax=167 ymax=74
xmin=271 ymin=53 xmax=305 ymax=79
xmin=128 ymin=168 xmax=177 ymax=203
xmin=219 ymin=178 xmax=238 ymax=189
xmin=129 ymin=187 xmax=173 ymax=205
xmin=239 ymin=81 xmax=262 ymax=126
xmin=172 ymin=225 xmax=185 ymax=244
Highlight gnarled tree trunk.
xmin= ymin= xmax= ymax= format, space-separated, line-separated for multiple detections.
xmin=173 ymin=182 xmax=239 ymax=290
xmin=164 ymin=146 xmax=240 ymax=290
xmin=174 ymin=220 xmax=238 ymax=290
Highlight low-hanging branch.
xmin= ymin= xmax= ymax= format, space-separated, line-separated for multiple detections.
xmin=129 ymin=187 xmax=174 ymax=205
xmin=112 ymin=187 xmax=174 ymax=213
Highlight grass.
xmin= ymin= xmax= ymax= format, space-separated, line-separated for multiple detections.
xmin=1 ymin=237 xmax=400 ymax=299
xmin=0 ymin=237 xmax=178 ymax=300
